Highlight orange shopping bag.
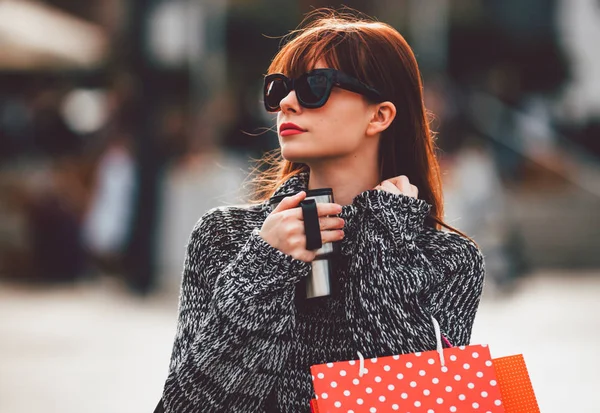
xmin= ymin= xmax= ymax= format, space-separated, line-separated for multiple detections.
xmin=493 ymin=354 xmax=540 ymax=413
xmin=310 ymin=317 xmax=540 ymax=412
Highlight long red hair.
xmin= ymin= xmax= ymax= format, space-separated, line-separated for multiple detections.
xmin=247 ymin=8 xmax=468 ymax=238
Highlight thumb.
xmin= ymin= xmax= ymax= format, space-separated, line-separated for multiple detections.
xmin=273 ymin=191 xmax=306 ymax=213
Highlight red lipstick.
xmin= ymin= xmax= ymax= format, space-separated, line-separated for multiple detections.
xmin=279 ymin=122 xmax=307 ymax=137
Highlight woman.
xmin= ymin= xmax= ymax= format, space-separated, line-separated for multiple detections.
xmin=158 ymin=9 xmax=485 ymax=413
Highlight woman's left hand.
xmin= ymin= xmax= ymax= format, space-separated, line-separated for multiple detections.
xmin=374 ymin=175 xmax=419 ymax=199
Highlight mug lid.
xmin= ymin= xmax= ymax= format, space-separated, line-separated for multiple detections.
xmin=269 ymin=188 xmax=333 ymax=205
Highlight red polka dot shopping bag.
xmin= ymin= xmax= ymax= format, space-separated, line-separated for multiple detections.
xmin=310 ymin=317 xmax=540 ymax=413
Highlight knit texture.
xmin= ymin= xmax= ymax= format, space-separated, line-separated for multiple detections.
xmin=159 ymin=171 xmax=485 ymax=413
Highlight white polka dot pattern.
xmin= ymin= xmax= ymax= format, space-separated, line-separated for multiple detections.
xmin=310 ymin=344 xmax=504 ymax=412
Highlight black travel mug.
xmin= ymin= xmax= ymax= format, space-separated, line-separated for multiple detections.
xmin=268 ymin=188 xmax=340 ymax=299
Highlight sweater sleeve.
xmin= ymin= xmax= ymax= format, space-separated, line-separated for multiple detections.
xmin=353 ymin=189 xmax=433 ymax=253
xmin=416 ymin=232 xmax=486 ymax=346
xmin=161 ymin=208 xmax=310 ymax=413
xmin=348 ymin=190 xmax=485 ymax=355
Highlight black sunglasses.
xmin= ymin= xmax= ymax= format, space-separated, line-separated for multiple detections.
xmin=263 ymin=68 xmax=384 ymax=112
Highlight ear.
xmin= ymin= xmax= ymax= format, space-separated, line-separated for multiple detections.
xmin=365 ymin=101 xmax=396 ymax=137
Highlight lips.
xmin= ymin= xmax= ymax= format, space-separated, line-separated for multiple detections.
xmin=279 ymin=122 xmax=306 ymax=137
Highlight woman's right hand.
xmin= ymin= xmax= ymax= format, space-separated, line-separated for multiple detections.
xmin=259 ymin=191 xmax=345 ymax=263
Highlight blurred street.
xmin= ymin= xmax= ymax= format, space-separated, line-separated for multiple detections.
xmin=1 ymin=270 xmax=598 ymax=413
xmin=1 ymin=1 xmax=599 ymax=413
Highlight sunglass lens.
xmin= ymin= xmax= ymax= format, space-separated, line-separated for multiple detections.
xmin=297 ymin=73 xmax=328 ymax=105
xmin=265 ymin=78 xmax=288 ymax=110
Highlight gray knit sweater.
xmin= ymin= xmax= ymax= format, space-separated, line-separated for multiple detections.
xmin=159 ymin=171 xmax=485 ymax=413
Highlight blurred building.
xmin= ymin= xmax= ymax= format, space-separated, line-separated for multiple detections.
xmin=0 ymin=0 xmax=598 ymax=292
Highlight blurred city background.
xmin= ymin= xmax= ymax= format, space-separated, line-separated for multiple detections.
xmin=0 ymin=0 xmax=598 ymax=412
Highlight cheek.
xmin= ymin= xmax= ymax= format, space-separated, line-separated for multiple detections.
xmin=318 ymin=102 xmax=368 ymax=142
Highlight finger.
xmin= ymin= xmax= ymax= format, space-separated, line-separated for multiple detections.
xmin=410 ymin=184 xmax=419 ymax=198
xmin=316 ymin=203 xmax=343 ymax=217
xmin=384 ymin=175 xmax=405 ymax=187
xmin=272 ymin=191 xmax=306 ymax=213
xmin=286 ymin=201 xmax=343 ymax=222
xmin=317 ymin=216 xmax=345 ymax=231
xmin=386 ymin=175 xmax=411 ymax=193
xmin=301 ymin=229 xmax=344 ymax=251
xmin=319 ymin=229 xmax=345 ymax=245
xmin=381 ymin=180 xmax=401 ymax=194
xmin=398 ymin=176 xmax=412 ymax=194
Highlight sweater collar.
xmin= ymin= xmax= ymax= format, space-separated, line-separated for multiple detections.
xmin=267 ymin=169 xmax=378 ymax=214
xmin=271 ymin=170 xmax=311 ymax=198
xmin=264 ymin=169 xmax=433 ymax=239
xmin=264 ymin=169 xmax=362 ymax=241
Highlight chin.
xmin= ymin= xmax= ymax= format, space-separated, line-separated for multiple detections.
xmin=280 ymin=143 xmax=344 ymax=163
xmin=281 ymin=152 xmax=310 ymax=163
xmin=280 ymin=145 xmax=312 ymax=163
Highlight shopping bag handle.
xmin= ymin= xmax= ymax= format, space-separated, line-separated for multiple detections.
xmin=355 ymin=316 xmax=451 ymax=377
xmin=431 ymin=316 xmax=447 ymax=366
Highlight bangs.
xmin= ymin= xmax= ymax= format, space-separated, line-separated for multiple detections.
xmin=267 ymin=23 xmax=371 ymax=83
xmin=267 ymin=29 xmax=340 ymax=78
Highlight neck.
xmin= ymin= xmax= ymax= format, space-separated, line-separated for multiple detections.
xmin=306 ymin=154 xmax=381 ymax=207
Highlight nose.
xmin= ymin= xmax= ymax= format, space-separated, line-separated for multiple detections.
xmin=279 ymin=89 xmax=301 ymax=113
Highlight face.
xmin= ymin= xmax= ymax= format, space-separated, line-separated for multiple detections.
xmin=276 ymin=60 xmax=376 ymax=164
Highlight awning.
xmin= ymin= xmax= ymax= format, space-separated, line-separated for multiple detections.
xmin=0 ymin=0 xmax=108 ymax=70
